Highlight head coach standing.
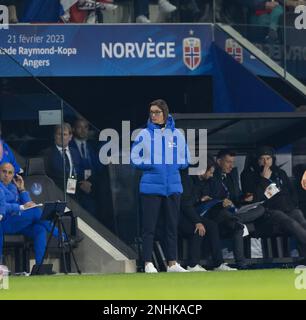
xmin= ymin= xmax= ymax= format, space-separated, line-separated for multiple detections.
xmin=131 ymin=99 xmax=189 ymax=273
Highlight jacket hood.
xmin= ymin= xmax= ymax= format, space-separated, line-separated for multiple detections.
xmin=147 ymin=114 xmax=175 ymax=131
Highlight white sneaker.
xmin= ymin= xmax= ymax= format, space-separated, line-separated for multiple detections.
xmin=187 ymin=264 xmax=207 ymax=272
xmin=167 ymin=263 xmax=189 ymax=272
xmin=145 ymin=262 xmax=158 ymax=273
xmin=136 ymin=15 xmax=151 ymax=23
xmin=214 ymin=263 xmax=237 ymax=271
xmin=101 ymin=3 xmax=118 ymax=11
xmin=158 ymin=0 xmax=177 ymax=14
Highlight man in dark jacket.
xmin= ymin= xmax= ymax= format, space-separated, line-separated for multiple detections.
xmin=179 ymin=166 xmax=237 ymax=271
xmin=241 ymin=146 xmax=306 ymax=257
xmin=43 ymin=123 xmax=97 ymax=216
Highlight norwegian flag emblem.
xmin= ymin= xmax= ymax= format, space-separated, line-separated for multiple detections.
xmin=183 ymin=37 xmax=201 ymax=71
xmin=225 ymin=38 xmax=243 ymax=63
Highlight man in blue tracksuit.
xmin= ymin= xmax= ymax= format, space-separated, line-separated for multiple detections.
xmin=131 ymin=99 xmax=189 ymax=273
xmin=0 ymin=162 xmax=59 ymax=265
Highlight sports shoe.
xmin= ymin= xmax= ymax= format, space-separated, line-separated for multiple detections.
xmin=145 ymin=262 xmax=158 ymax=273
xmin=167 ymin=263 xmax=189 ymax=272
xmin=136 ymin=15 xmax=151 ymax=23
xmin=214 ymin=263 xmax=237 ymax=271
xmin=158 ymin=0 xmax=177 ymax=14
xmin=187 ymin=264 xmax=207 ymax=272
xmin=78 ymin=0 xmax=102 ymax=10
xmin=100 ymin=3 xmax=118 ymax=11
xmin=60 ymin=11 xmax=71 ymax=23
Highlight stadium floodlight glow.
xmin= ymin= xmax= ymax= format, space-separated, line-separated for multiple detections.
xmin=98 ymin=121 xmax=207 ymax=175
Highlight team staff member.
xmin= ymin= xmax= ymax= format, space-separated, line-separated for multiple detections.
xmin=0 ymin=162 xmax=59 ymax=265
xmin=131 ymin=99 xmax=189 ymax=273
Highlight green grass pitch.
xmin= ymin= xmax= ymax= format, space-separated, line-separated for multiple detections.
xmin=1 ymin=269 xmax=306 ymax=300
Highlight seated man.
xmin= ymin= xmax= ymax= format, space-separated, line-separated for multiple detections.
xmin=179 ymin=159 xmax=237 ymax=271
xmin=43 ymin=123 xmax=97 ymax=216
xmin=241 ymin=146 xmax=306 ymax=258
xmin=0 ymin=162 xmax=60 ymax=266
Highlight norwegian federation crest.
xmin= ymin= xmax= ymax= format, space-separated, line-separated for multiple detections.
xmin=183 ymin=37 xmax=201 ymax=71
xmin=225 ymin=38 xmax=243 ymax=63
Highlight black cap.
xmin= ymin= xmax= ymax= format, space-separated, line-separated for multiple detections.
xmin=256 ymin=146 xmax=275 ymax=158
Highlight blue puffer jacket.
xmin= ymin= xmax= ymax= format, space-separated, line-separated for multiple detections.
xmin=131 ymin=115 xmax=189 ymax=196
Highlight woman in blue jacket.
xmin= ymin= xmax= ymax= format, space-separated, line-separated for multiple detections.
xmin=131 ymin=99 xmax=189 ymax=273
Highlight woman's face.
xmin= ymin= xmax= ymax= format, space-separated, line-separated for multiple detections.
xmin=258 ymin=155 xmax=273 ymax=168
xmin=150 ymin=105 xmax=164 ymax=125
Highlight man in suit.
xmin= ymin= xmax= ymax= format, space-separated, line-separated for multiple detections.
xmin=70 ymin=118 xmax=100 ymax=185
xmin=0 ymin=162 xmax=57 ymax=265
xmin=44 ymin=123 xmax=97 ymax=216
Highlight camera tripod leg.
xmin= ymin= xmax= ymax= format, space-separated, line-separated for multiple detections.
xmin=35 ymin=217 xmax=58 ymax=275
xmin=60 ymin=220 xmax=81 ymax=274
xmin=57 ymin=219 xmax=69 ymax=274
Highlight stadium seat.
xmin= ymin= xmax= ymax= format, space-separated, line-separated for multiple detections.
xmin=3 ymin=234 xmax=30 ymax=272
xmin=22 ymin=158 xmax=78 ymax=272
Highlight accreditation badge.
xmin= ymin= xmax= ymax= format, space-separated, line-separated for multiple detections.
xmin=66 ymin=177 xmax=77 ymax=194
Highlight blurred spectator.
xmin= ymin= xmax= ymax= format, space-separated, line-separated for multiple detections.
xmin=177 ymin=0 xmax=201 ymax=22
xmin=135 ymin=0 xmax=177 ymax=23
xmin=21 ymin=0 xmax=75 ymax=23
xmin=248 ymin=1 xmax=284 ymax=43
xmin=67 ymin=0 xmax=118 ymax=23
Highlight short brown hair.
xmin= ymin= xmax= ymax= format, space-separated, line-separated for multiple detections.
xmin=149 ymin=99 xmax=169 ymax=121
xmin=54 ymin=122 xmax=72 ymax=135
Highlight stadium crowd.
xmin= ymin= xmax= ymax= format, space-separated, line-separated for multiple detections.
xmin=0 ymin=0 xmax=304 ymax=46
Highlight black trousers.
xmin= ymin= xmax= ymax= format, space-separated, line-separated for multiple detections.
xmin=179 ymin=217 xmax=224 ymax=268
xmin=206 ymin=207 xmax=246 ymax=266
xmin=267 ymin=208 xmax=306 ymax=257
xmin=141 ymin=194 xmax=180 ymax=262
xmin=236 ymin=205 xmax=265 ymax=224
